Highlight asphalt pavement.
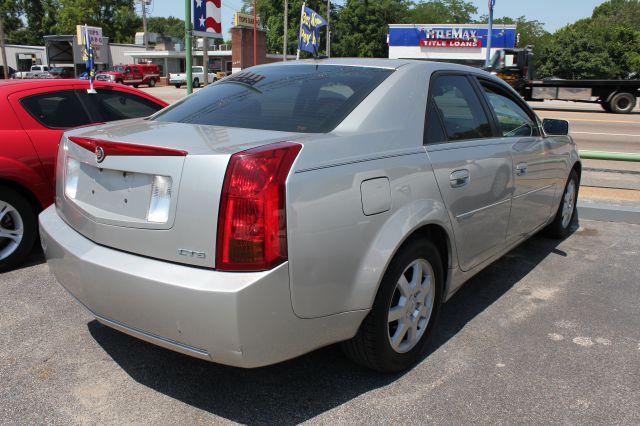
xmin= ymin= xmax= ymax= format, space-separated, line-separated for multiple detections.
xmin=1 ymin=218 xmax=639 ymax=425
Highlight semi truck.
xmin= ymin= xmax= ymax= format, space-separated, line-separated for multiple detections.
xmin=487 ymin=46 xmax=640 ymax=113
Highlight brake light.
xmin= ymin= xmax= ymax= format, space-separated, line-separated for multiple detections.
xmin=216 ymin=142 xmax=302 ymax=271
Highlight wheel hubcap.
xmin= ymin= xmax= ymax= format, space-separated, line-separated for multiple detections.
xmin=0 ymin=201 xmax=24 ymax=261
xmin=561 ymin=180 xmax=576 ymax=228
xmin=387 ymin=259 xmax=435 ymax=353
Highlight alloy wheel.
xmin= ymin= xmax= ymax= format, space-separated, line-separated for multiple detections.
xmin=0 ymin=201 xmax=24 ymax=261
xmin=561 ymin=180 xmax=576 ymax=228
xmin=387 ymin=259 xmax=435 ymax=353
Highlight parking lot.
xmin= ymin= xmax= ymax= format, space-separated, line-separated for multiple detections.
xmin=1 ymin=216 xmax=639 ymax=425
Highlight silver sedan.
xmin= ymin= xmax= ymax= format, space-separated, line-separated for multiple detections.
xmin=39 ymin=58 xmax=580 ymax=372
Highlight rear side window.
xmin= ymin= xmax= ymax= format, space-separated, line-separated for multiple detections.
xmin=424 ymin=103 xmax=446 ymax=144
xmin=20 ymin=90 xmax=92 ymax=129
xmin=430 ymin=75 xmax=492 ymax=141
xmin=152 ymin=65 xmax=393 ymax=133
xmin=480 ymin=83 xmax=539 ymax=137
xmin=78 ymin=89 xmax=163 ymax=121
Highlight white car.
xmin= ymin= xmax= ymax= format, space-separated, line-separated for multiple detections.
xmin=169 ymin=66 xmax=217 ymax=88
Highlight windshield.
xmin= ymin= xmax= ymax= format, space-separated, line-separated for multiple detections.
xmin=111 ymin=66 xmax=125 ymax=72
xmin=153 ymin=65 xmax=393 ymax=133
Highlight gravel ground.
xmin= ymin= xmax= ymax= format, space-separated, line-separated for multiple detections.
xmin=1 ymin=217 xmax=639 ymax=425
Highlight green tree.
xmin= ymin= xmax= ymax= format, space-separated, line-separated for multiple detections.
xmin=55 ymin=0 xmax=141 ymax=44
xmin=0 ymin=0 xmax=25 ymax=44
xmin=248 ymin=0 xmax=333 ymax=56
xmin=147 ymin=16 xmax=185 ymax=40
xmin=404 ymin=0 xmax=476 ymax=24
xmin=332 ymin=0 xmax=410 ymax=57
xmin=536 ymin=0 xmax=640 ymax=79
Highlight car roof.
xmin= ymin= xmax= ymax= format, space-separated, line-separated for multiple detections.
xmin=252 ymin=57 xmax=491 ymax=75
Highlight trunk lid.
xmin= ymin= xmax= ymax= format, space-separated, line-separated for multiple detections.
xmin=56 ymin=119 xmax=305 ymax=268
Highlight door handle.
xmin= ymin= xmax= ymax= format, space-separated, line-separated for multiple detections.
xmin=450 ymin=169 xmax=470 ymax=188
xmin=515 ymin=162 xmax=528 ymax=176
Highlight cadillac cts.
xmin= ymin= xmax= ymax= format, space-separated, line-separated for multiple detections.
xmin=39 ymin=59 xmax=580 ymax=372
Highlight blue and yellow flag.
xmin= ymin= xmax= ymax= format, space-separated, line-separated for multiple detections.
xmin=298 ymin=6 xmax=327 ymax=55
xmin=82 ymin=30 xmax=95 ymax=84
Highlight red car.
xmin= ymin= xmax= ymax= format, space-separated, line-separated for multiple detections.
xmin=0 ymin=79 xmax=167 ymax=270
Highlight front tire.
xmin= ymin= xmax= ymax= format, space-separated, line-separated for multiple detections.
xmin=148 ymin=78 xmax=156 ymax=87
xmin=342 ymin=239 xmax=443 ymax=372
xmin=174 ymin=83 xmax=181 ymax=89
xmin=193 ymin=78 xmax=200 ymax=88
xmin=544 ymin=170 xmax=579 ymax=239
xmin=0 ymin=186 xmax=37 ymax=272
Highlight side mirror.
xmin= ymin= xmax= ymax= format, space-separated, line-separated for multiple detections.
xmin=543 ymin=118 xmax=569 ymax=136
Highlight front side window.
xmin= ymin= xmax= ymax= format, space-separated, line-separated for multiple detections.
xmin=78 ymin=89 xmax=163 ymax=121
xmin=152 ymin=65 xmax=393 ymax=133
xmin=20 ymin=90 xmax=91 ymax=129
xmin=430 ymin=75 xmax=493 ymax=142
xmin=481 ymin=83 xmax=538 ymax=137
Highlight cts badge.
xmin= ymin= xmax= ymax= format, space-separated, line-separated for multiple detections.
xmin=178 ymin=249 xmax=206 ymax=259
xmin=95 ymin=146 xmax=105 ymax=163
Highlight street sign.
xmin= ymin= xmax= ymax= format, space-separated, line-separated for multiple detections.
xmin=76 ymin=25 xmax=102 ymax=46
xmin=234 ymin=12 xmax=261 ymax=29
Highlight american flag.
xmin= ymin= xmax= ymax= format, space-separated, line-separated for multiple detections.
xmin=194 ymin=0 xmax=221 ymax=35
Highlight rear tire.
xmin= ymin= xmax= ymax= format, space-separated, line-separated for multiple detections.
xmin=342 ymin=238 xmax=443 ymax=373
xmin=116 ymin=79 xmax=123 ymax=84
xmin=193 ymin=78 xmax=200 ymax=88
xmin=174 ymin=83 xmax=181 ymax=89
xmin=609 ymin=92 xmax=636 ymax=114
xmin=0 ymin=185 xmax=37 ymax=272
xmin=148 ymin=78 xmax=156 ymax=87
xmin=544 ymin=170 xmax=579 ymax=239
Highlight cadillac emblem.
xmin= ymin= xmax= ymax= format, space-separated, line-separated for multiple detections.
xmin=95 ymin=146 xmax=105 ymax=163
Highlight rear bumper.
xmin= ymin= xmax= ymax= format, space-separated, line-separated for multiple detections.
xmin=39 ymin=205 xmax=367 ymax=368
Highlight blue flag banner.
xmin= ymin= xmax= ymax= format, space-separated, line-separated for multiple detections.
xmin=298 ymin=6 xmax=327 ymax=55
xmin=81 ymin=29 xmax=95 ymax=86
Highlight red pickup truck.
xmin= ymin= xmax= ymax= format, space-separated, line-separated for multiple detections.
xmin=96 ymin=63 xmax=161 ymax=88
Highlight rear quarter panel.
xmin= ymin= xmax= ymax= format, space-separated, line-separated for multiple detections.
xmin=286 ymin=63 xmax=456 ymax=318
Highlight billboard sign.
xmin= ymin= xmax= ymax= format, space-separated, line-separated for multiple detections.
xmin=389 ymin=25 xmax=516 ymax=49
xmin=193 ymin=0 xmax=222 ymax=38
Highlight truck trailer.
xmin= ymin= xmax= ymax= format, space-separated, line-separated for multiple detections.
xmin=488 ymin=46 xmax=640 ymax=113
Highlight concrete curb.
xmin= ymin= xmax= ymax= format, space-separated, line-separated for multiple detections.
xmin=577 ymin=201 xmax=640 ymax=225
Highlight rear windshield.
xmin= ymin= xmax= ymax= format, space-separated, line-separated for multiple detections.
xmin=152 ymin=65 xmax=393 ymax=133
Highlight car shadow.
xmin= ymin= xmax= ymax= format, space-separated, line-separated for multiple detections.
xmin=88 ymin=224 xmax=577 ymax=425
xmin=1 ymin=246 xmax=46 ymax=273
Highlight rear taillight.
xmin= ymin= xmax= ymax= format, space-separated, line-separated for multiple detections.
xmin=216 ymin=142 xmax=302 ymax=272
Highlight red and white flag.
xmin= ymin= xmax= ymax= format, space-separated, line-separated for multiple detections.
xmin=194 ymin=0 xmax=222 ymax=37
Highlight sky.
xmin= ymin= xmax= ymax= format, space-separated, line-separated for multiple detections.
xmin=144 ymin=0 xmax=607 ymax=39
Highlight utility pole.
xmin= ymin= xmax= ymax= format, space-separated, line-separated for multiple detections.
xmin=326 ymin=0 xmax=330 ymax=57
xmin=202 ymin=37 xmax=208 ymax=85
xmin=0 ymin=17 xmax=8 ymax=79
xmin=485 ymin=0 xmax=495 ymax=68
xmin=141 ymin=0 xmax=148 ymax=49
xmin=185 ymin=0 xmax=193 ymax=94
xmin=283 ymin=0 xmax=287 ymax=61
xmin=253 ymin=0 xmax=257 ymax=66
